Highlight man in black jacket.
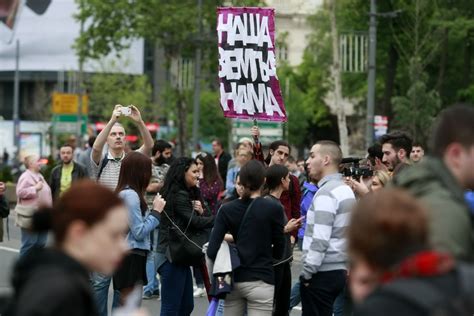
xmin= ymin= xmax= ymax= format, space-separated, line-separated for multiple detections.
xmin=212 ymin=138 xmax=231 ymax=188
xmin=50 ymin=144 xmax=87 ymax=199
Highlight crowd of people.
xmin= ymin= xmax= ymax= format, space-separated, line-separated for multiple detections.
xmin=1 ymin=103 xmax=474 ymax=316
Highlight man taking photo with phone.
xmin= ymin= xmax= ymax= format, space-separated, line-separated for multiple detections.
xmin=91 ymin=104 xmax=154 ymax=190
xmin=90 ymin=104 xmax=154 ymax=316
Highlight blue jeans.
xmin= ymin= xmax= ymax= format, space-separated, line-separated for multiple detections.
xmin=91 ymin=272 xmax=120 ymax=316
xmin=143 ymin=251 xmax=160 ymax=294
xmin=289 ymin=281 xmax=301 ymax=310
xmin=20 ymin=229 xmax=47 ymax=257
xmin=333 ymin=284 xmax=350 ymax=316
xmin=158 ymin=259 xmax=194 ymax=316
xmin=216 ymin=299 xmax=225 ymax=316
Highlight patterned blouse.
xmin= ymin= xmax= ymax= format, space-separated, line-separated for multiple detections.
xmin=199 ymin=178 xmax=223 ymax=215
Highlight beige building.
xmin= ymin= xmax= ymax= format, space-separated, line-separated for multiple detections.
xmin=266 ymin=0 xmax=324 ymax=66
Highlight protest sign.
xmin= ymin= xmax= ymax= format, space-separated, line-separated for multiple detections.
xmin=217 ymin=7 xmax=287 ymax=122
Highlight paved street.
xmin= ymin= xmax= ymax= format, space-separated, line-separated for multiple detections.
xmin=0 ymin=213 xmax=303 ymax=315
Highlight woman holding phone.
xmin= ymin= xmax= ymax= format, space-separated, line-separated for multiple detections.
xmin=113 ymin=152 xmax=166 ymax=305
xmin=207 ymin=160 xmax=286 ymax=316
xmin=265 ymin=164 xmax=303 ymax=316
xmin=157 ymin=157 xmax=215 ymax=316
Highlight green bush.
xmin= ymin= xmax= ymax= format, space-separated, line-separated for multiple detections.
xmin=0 ymin=166 xmax=14 ymax=183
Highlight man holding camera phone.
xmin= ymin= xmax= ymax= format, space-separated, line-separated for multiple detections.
xmin=91 ymin=104 xmax=154 ymax=190
xmin=90 ymin=104 xmax=153 ymax=316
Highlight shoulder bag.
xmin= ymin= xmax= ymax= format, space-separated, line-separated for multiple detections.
xmin=14 ymin=203 xmax=36 ymax=229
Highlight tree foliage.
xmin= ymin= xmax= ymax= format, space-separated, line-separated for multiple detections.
xmin=85 ymin=69 xmax=156 ymax=135
xmin=392 ymin=58 xmax=441 ymax=145
xmin=75 ymin=0 xmax=474 ymax=152
xmin=75 ymin=0 xmax=264 ymax=152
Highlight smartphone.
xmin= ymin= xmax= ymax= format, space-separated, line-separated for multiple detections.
xmin=120 ymin=106 xmax=131 ymax=116
xmin=0 ymin=0 xmax=24 ymax=44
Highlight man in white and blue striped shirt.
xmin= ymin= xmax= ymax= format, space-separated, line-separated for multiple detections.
xmin=300 ymin=140 xmax=356 ymax=316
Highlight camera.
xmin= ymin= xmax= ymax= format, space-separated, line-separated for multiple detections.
xmin=341 ymin=157 xmax=374 ymax=179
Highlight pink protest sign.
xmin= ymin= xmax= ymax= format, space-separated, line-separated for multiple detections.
xmin=217 ymin=7 xmax=287 ymax=122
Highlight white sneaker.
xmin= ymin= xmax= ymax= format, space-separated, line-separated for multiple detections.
xmin=193 ymin=287 xmax=206 ymax=298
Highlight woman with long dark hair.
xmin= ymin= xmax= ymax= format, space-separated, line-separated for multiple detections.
xmin=113 ymin=152 xmax=166 ymax=304
xmin=207 ymin=160 xmax=286 ymax=316
xmin=4 ymin=181 xmax=141 ymax=316
xmin=196 ymin=152 xmax=223 ymax=214
xmin=157 ymin=157 xmax=215 ymax=316
xmin=194 ymin=152 xmax=223 ymax=297
xmin=265 ymin=165 xmax=302 ymax=316
xmin=253 ymin=138 xmax=302 ymax=248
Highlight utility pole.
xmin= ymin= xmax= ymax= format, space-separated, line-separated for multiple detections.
xmin=366 ymin=0 xmax=377 ymax=148
xmin=330 ymin=0 xmax=349 ymax=156
xmin=76 ymin=0 xmax=85 ymax=150
xmin=192 ymin=0 xmax=202 ymax=150
xmin=13 ymin=40 xmax=20 ymax=163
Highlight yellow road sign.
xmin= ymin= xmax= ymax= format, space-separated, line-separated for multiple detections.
xmin=52 ymin=92 xmax=88 ymax=114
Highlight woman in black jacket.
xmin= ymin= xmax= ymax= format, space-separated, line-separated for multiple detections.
xmin=157 ymin=157 xmax=215 ymax=316
xmin=3 ymin=181 xmax=146 ymax=316
xmin=207 ymin=160 xmax=286 ymax=316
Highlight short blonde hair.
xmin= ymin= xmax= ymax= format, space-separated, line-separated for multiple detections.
xmin=24 ymin=155 xmax=39 ymax=168
xmin=374 ymin=171 xmax=391 ymax=187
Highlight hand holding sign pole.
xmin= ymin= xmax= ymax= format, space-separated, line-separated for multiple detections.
xmin=217 ymin=7 xmax=287 ymax=123
xmin=252 ymin=119 xmax=259 ymax=144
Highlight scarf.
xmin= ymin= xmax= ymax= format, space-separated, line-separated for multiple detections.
xmin=380 ymin=251 xmax=455 ymax=284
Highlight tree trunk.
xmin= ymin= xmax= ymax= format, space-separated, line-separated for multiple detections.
xmin=381 ymin=43 xmax=398 ymax=118
xmin=329 ymin=0 xmax=349 ymax=156
xmin=177 ymin=93 xmax=187 ymax=157
xmin=436 ymin=27 xmax=449 ymax=96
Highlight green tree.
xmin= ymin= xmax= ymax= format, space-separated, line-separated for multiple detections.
xmin=392 ymin=58 xmax=441 ymax=144
xmin=75 ymin=0 xmax=264 ymax=154
xmin=85 ymin=69 xmax=156 ymax=136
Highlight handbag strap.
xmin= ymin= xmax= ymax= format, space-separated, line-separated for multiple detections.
xmin=163 ymin=209 xmax=203 ymax=250
xmin=163 ymin=194 xmax=202 ymax=249
xmin=236 ymin=198 xmax=258 ymax=240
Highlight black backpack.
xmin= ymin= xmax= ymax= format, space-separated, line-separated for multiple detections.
xmin=96 ymin=155 xmax=109 ymax=181
xmin=381 ymin=264 xmax=474 ymax=316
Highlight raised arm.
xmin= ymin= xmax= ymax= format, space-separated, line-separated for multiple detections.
xmin=251 ymin=126 xmax=265 ymax=163
xmin=92 ymin=105 xmax=122 ymax=164
xmin=129 ymin=105 xmax=154 ymax=157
